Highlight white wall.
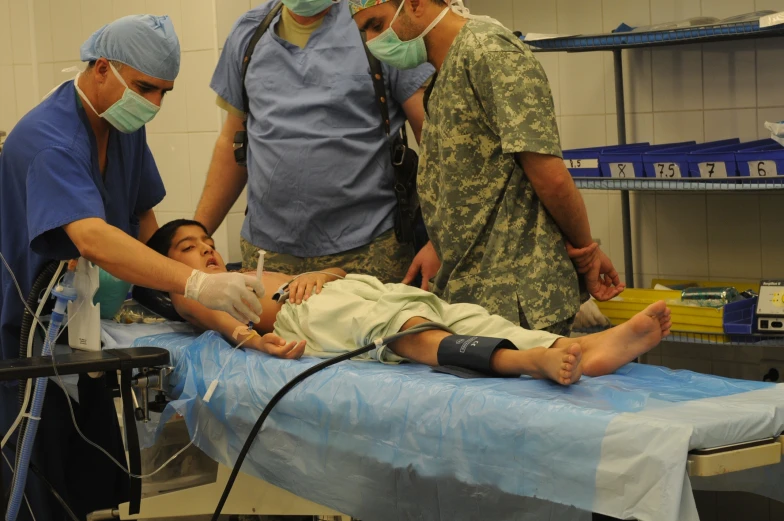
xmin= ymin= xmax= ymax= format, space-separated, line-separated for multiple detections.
xmin=0 ymin=0 xmax=35 ymax=137
xmin=1 ymin=0 xmax=252 ymax=262
xmin=471 ymin=0 xmax=784 ymax=288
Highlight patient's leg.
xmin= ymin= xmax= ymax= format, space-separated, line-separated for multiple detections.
xmin=389 ymin=317 xmax=583 ymax=385
xmin=571 ymin=300 xmax=671 ymax=377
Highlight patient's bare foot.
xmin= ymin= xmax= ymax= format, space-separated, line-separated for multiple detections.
xmin=535 ymin=343 xmax=583 ymax=386
xmin=580 ymin=301 xmax=671 ymax=377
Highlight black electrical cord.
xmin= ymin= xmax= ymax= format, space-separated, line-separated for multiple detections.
xmin=2 ymin=442 xmax=80 ymax=521
xmin=16 ymin=261 xmax=59 ymax=475
xmin=211 ymin=322 xmax=448 ymax=520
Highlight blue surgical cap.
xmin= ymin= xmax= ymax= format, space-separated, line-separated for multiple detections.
xmin=80 ymin=15 xmax=181 ymax=81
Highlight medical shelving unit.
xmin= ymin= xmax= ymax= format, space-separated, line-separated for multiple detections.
xmin=525 ymin=20 xmax=784 ymax=289
xmin=524 ymin=20 xmax=784 ymax=348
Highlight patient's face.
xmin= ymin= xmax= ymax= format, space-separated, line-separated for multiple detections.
xmin=168 ymin=225 xmax=227 ymax=273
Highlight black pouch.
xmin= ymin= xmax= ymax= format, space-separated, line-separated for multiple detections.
xmin=391 ymin=133 xmax=424 ymax=246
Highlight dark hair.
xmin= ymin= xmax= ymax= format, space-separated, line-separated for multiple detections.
xmin=146 ymin=219 xmax=209 ymax=257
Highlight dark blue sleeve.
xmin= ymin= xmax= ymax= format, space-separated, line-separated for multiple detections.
xmin=385 ymin=62 xmax=434 ymax=104
xmin=26 ymin=147 xmax=105 ymax=258
xmin=135 ymin=139 xmax=166 ymax=215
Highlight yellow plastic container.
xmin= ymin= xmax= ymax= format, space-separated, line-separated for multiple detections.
xmin=595 ymin=288 xmax=726 ymax=334
xmin=652 ymin=279 xmax=760 ymax=294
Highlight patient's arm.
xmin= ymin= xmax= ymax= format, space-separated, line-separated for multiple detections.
xmin=171 ymin=271 xmax=306 ymax=359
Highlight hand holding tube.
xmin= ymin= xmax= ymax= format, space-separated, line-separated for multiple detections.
xmin=185 ymin=270 xmax=264 ymax=323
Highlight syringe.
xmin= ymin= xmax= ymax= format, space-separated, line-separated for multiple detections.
xmin=247 ymin=250 xmax=266 ymax=329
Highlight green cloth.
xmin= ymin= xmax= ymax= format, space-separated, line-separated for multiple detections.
xmin=94 ymin=268 xmax=131 ymax=319
xmin=418 ymin=20 xmax=580 ymax=330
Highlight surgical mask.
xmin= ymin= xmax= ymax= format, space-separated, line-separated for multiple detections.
xmin=281 ymin=0 xmax=339 ymax=17
xmin=74 ymin=63 xmax=160 ymax=133
xmin=366 ymin=0 xmax=450 ymax=70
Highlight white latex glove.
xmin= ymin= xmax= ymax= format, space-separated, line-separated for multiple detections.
xmin=185 ymin=270 xmax=265 ymax=323
xmin=573 ymin=299 xmax=611 ymax=330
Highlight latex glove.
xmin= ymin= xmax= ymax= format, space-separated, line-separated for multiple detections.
xmin=185 ymin=270 xmax=264 ymax=323
xmin=573 ymin=299 xmax=611 ymax=329
xmin=402 ymin=241 xmax=441 ymax=291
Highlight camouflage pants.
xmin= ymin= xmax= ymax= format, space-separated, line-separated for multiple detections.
xmin=541 ymin=315 xmax=576 ymax=337
xmin=240 ymin=229 xmax=415 ymax=284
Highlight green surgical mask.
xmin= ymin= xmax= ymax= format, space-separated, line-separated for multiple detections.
xmin=93 ymin=268 xmax=132 ymax=320
xmin=74 ymin=63 xmax=160 ymax=133
xmin=281 ymin=0 xmax=338 ymax=17
xmin=366 ymin=0 xmax=449 ymax=70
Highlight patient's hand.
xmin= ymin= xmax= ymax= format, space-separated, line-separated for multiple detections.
xmin=288 ymin=271 xmax=341 ymax=304
xmin=250 ymin=333 xmax=306 ymax=359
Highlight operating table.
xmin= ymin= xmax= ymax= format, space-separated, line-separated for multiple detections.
xmin=8 ymin=320 xmax=784 ymax=521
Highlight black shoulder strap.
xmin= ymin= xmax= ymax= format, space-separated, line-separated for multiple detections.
xmin=241 ymin=2 xmax=284 ymax=115
xmin=361 ymin=33 xmax=392 ymax=136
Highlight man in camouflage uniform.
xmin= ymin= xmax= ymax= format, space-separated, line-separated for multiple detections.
xmin=349 ymin=0 xmax=624 ymax=335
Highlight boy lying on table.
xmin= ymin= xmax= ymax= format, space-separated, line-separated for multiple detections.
xmin=145 ymin=220 xmax=671 ymax=385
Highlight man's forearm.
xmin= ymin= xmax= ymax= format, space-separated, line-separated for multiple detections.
xmin=520 ymin=153 xmax=593 ymax=248
xmin=64 ymin=218 xmax=193 ymax=295
xmin=194 ymin=132 xmax=248 ymax=234
xmin=537 ymin=179 xmax=592 ymax=247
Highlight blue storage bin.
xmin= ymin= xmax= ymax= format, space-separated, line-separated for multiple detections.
xmin=735 ymin=142 xmax=784 ymax=180
xmin=723 ymin=297 xmax=758 ymax=338
xmin=642 ymin=139 xmax=740 ymax=178
xmin=599 ymin=142 xmax=694 ymax=178
xmin=563 ymin=146 xmax=607 ymax=178
xmin=563 ymin=144 xmax=649 ymax=178
xmin=688 ymin=139 xmax=774 ymax=179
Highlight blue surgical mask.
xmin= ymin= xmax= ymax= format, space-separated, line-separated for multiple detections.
xmin=74 ymin=63 xmax=160 ymax=133
xmin=366 ymin=0 xmax=450 ymax=70
xmin=281 ymin=0 xmax=339 ymax=17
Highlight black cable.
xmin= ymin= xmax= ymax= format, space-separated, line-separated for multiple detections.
xmin=2 ymin=442 xmax=80 ymax=521
xmin=16 ymin=262 xmax=59 ymax=476
xmin=211 ymin=322 xmax=448 ymax=520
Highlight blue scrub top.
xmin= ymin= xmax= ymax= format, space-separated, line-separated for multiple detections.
xmin=0 ymin=81 xmax=166 ymax=369
xmin=211 ymin=0 xmax=434 ymax=257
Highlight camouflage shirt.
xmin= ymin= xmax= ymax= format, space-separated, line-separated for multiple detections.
xmin=419 ymin=19 xmax=580 ymax=330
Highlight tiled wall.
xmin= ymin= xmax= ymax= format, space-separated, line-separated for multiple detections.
xmin=0 ymin=0 xmax=35 ymax=138
xmin=471 ymin=0 xmax=784 ymax=288
xmin=3 ymin=0 xmax=254 ymax=262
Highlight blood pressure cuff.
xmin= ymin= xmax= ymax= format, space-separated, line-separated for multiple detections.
xmin=434 ymin=336 xmax=518 ymax=379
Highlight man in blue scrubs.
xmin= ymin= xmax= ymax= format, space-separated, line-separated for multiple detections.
xmin=195 ymin=0 xmax=440 ymax=289
xmin=0 ymin=15 xmax=264 ymax=520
